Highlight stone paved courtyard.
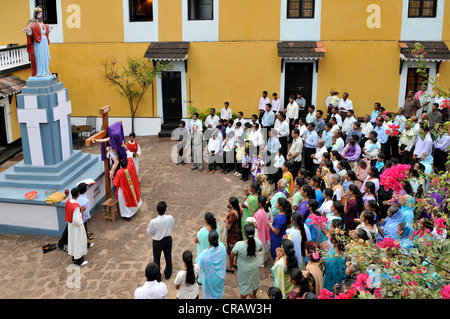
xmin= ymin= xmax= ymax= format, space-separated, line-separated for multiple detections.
xmin=0 ymin=136 xmax=274 ymax=299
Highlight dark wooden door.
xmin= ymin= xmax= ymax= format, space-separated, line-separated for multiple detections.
xmin=0 ymin=104 xmax=7 ymax=147
xmin=406 ymin=67 xmax=429 ymax=98
xmin=284 ymin=62 xmax=314 ymax=107
xmin=162 ymin=71 xmax=182 ymax=122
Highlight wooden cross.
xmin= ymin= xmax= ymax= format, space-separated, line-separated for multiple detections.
xmin=85 ymin=105 xmax=112 ymax=200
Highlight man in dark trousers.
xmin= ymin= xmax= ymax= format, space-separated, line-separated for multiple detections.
xmin=146 ymin=201 xmax=175 ymax=281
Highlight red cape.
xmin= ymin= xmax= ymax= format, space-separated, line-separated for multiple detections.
xmin=26 ymin=21 xmax=50 ymax=77
xmin=65 ymin=199 xmax=80 ymax=223
xmin=113 ymin=157 xmax=141 ymax=207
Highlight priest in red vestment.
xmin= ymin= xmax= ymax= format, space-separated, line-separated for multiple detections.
xmin=113 ymin=142 xmax=142 ymax=220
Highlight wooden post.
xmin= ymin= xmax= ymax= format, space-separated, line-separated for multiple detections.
xmin=85 ymin=105 xmax=112 ymax=200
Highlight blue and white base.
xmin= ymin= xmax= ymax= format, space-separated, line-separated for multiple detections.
xmin=0 ymin=76 xmax=105 ymax=236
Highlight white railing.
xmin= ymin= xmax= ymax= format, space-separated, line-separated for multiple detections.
xmin=0 ymin=45 xmax=30 ymax=72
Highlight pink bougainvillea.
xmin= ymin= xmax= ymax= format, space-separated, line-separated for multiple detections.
xmin=334 ymin=287 xmax=358 ymax=299
xmin=377 ymin=237 xmax=402 ymax=250
xmin=380 ymin=164 xmax=411 ymax=192
xmin=386 ymin=124 xmax=401 ymax=137
xmin=317 ymin=288 xmax=334 ymax=299
xmin=441 ymin=285 xmax=450 ymax=299
xmin=307 ymin=213 xmax=328 ymax=229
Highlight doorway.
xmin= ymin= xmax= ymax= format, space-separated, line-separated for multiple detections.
xmin=284 ymin=62 xmax=314 ymax=107
xmin=161 ymin=71 xmax=182 ymax=123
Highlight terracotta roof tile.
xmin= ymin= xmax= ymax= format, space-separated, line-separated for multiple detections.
xmin=144 ymin=42 xmax=190 ymax=60
xmin=399 ymin=41 xmax=450 ymax=61
xmin=278 ymin=41 xmax=326 ymax=59
xmin=0 ymin=74 xmax=26 ymax=96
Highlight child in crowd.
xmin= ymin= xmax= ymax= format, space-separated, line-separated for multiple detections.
xmin=342 ymin=137 xmax=356 ymax=168
xmin=272 ymin=148 xmax=285 ymax=185
xmin=375 ymin=153 xmax=385 ymax=171
xmin=251 ymin=153 xmax=260 ymax=182
xmin=363 ymin=137 xmax=381 ymax=166
xmin=126 ymin=132 xmax=141 ymax=174
xmin=241 ymin=149 xmax=250 ymax=182
xmin=234 ymin=136 xmax=245 ymax=177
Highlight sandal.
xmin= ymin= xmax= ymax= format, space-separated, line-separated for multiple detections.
xmin=226 ymin=268 xmax=235 ymax=274
xmin=88 ymin=232 xmax=94 ymax=240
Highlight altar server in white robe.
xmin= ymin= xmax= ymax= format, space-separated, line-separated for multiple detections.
xmin=65 ymin=187 xmax=89 ymax=266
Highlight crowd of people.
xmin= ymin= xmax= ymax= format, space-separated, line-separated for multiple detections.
xmin=61 ymin=88 xmax=449 ymax=299
xmin=131 ymin=88 xmax=449 ymax=300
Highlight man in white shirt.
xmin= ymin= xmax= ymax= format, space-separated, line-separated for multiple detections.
xmin=234 ymin=121 xmax=244 ymax=140
xmin=147 ymin=201 xmax=175 ymax=281
xmin=134 ymin=262 xmax=168 ymax=299
xmin=286 ymin=95 xmax=299 ymax=131
xmin=271 ymin=92 xmax=282 ymax=114
xmin=220 ymin=102 xmax=232 ymax=126
xmin=188 ymin=113 xmax=203 ymax=134
xmin=305 ymin=105 xmax=316 ymax=125
xmin=287 ymin=128 xmax=303 ymax=176
xmin=204 ymin=108 xmax=220 ymax=132
xmin=233 ymin=111 xmax=246 ymax=128
xmin=360 ymin=114 xmax=374 ymax=146
xmin=342 ymin=109 xmax=357 ymax=138
xmin=329 ymin=117 xmax=340 ymax=134
xmin=277 ymin=112 xmax=289 ymax=159
xmin=311 ymin=139 xmax=327 ymax=174
xmin=331 ymin=106 xmax=343 ymax=127
xmin=259 ymin=91 xmax=271 ymax=121
xmin=331 ymin=130 xmax=345 ymax=153
xmin=207 ymin=132 xmax=221 ymax=172
xmin=398 ymin=121 xmax=418 ymax=165
xmin=248 ymin=122 xmax=265 ymax=155
xmin=325 ymin=89 xmax=335 ymax=120
xmin=76 ymin=182 xmax=93 ymax=242
xmin=338 ymin=92 xmax=353 ymax=120
xmin=297 ymin=118 xmax=308 ymax=140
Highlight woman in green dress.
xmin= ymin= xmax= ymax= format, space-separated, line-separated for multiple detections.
xmin=240 ymin=182 xmax=260 ymax=238
xmin=230 ymin=224 xmax=263 ymax=299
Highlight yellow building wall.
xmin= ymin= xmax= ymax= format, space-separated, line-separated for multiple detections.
xmin=61 ymin=0 xmax=124 ymax=43
xmin=316 ymin=41 xmax=401 ymax=115
xmin=49 ymin=43 xmax=157 ymax=118
xmin=186 ymin=41 xmax=280 ymax=117
xmin=434 ymin=42 xmax=450 ymax=96
xmin=219 ymin=0 xmax=280 ymax=41
xmin=0 ymin=0 xmax=30 ymax=46
xmin=321 ymin=0 xmax=402 ymax=41
xmin=158 ymin=0 xmax=182 ymax=41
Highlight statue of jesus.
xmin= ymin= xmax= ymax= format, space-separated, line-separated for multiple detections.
xmin=22 ymin=6 xmax=53 ymax=78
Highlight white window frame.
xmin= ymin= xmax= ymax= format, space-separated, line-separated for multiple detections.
xmin=182 ymin=0 xmax=219 ymax=42
xmin=123 ymin=0 xmax=158 ymax=42
xmin=29 ymin=0 xmax=63 ymax=44
xmin=281 ymin=0 xmax=321 ymax=41
xmin=400 ymin=0 xmax=445 ymax=41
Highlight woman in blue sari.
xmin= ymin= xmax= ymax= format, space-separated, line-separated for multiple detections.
xmin=195 ymin=230 xmax=227 ymax=299
xmin=312 ymin=176 xmax=325 ymax=208
xmin=378 ymin=206 xmax=403 ymax=242
xmin=395 ymin=222 xmax=415 ymax=253
xmin=400 ymin=194 xmax=415 ymax=226
xmin=268 ymin=197 xmax=290 ymax=260
xmin=323 ymin=232 xmax=347 ymax=295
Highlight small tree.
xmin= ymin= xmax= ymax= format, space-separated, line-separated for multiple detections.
xmin=102 ymin=56 xmax=172 ymax=133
